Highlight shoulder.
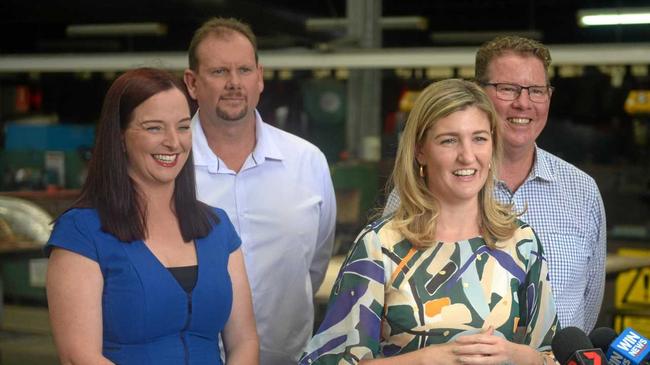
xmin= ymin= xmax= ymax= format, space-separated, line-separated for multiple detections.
xmin=538 ymin=148 xmax=599 ymax=189
xmin=199 ymin=204 xmax=232 ymax=230
xmin=263 ymin=122 xmax=327 ymax=161
xmin=355 ymin=216 xmax=408 ymax=252
xmin=512 ymin=218 xmax=534 ymax=237
xmin=47 ymin=208 xmax=102 ymax=260
xmin=207 ymin=205 xmax=228 ymax=221
xmin=506 ymin=219 xmax=543 ymax=254
xmin=203 ymin=205 xmax=236 ymax=233
xmin=54 ymin=208 xmax=100 ymax=229
xmin=202 ymin=205 xmax=241 ymax=252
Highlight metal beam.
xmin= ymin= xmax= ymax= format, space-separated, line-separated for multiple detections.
xmin=2 ymin=44 xmax=650 ymax=73
xmin=306 ymin=16 xmax=428 ymax=31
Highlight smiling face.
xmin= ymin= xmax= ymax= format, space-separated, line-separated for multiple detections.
xmin=484 ymin=52 xmax=550 ymax=156
xmin=123 ymin=88 xmax=191 ymax=190
xmin=184 ymin=31 xmax=264 ymax=126
xmin=416 ymin=106 xmax=493 ymax=207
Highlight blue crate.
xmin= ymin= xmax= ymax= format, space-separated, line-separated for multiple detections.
xmin=4 ymin=123 xmax=95 ymax=151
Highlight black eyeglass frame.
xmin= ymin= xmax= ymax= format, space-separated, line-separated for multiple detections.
xmin=480 ymin=82 xmax=554 ymax=103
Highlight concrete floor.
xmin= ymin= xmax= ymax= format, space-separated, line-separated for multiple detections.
xmin=0 ymin=305 xmax=58 ymax=365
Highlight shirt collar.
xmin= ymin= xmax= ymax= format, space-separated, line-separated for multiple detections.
xmin=495 ymin=144 xmax=554 ymax=190
xmin=528 ymin=144 xmax=555 ymax=182
xmin=191 ymin=109 xmax=284 ymax=169
xmin=251 ymin=110 xmax=284 ymax=163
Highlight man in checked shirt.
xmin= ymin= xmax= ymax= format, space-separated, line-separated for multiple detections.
xmin=384 ymin=35 xmax=606 ymax=333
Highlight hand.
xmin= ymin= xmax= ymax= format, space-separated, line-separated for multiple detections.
xmin=451 ymin=327 xmax=514 ymax=365
xmin=416 ymin=335 xmax=502 ymax=365
xmin=419 ymin=341 xmax=468 ymax=365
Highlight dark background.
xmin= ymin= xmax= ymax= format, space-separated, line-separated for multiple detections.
xmin=2 ymin=0 xmax=650 ymax=53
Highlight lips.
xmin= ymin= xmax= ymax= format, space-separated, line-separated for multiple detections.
xmin=507 ymin=117 xmax=532 ymax=125
xmin=152 ymin=154 xmax=178 ymax=167
xmin=453 ymin=169 xmax=477 ymax=177
xmin=221 ymin=94 xmax=245 ymax=101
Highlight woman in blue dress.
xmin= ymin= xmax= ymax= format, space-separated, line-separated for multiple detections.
xmin=46 ymin=68 xmax=259 ymax=364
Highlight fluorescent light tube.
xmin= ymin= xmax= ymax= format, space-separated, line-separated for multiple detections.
xmin=578 ymin=8 xmax=650 ymax=26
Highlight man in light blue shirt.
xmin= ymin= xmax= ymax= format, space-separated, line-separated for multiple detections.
xmin=384 ymin=36 xmax=606 ymax=332
xmin=184 ymin=17 xmax=336 ymax=364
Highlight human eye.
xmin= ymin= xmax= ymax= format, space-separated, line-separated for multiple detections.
xmin=473 ymin=135 xmax=490 ymax=143
xmin=143 ymin=123 xmax=162 ymax=132
xmin=239 ymin=66 xmax=253 ymax=74
xmin=440 ymin=137 xmax=457 ymax=145
xmin=530 ymin=86 xmax=547 ymax=96
xmin=211 ymin=68 xmax=227 ymax=76
xmin=498 ymin=84 xmax=519 ymax=93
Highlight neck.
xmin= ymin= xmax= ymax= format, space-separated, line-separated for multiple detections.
xmin=140 ymin=185 xmax=184 ymax=245
xmin=435 ymin=199 xmax=480 ymax=242
xmin=199 ymin=111 xmax=256 ymax=173
xmin=137 ymin=182 xmax=175 ymax=217
xmin=499 ymin=145 xmax=536 ymax=192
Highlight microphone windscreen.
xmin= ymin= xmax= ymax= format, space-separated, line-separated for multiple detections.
xmin=590 ymin=327 xmax=618 ymax=353
xmin=552 ymin=326 xmax=594 ymax=364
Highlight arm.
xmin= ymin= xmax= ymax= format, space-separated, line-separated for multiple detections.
xmin=222 ymin=248 xmax=259 ymax=364
xmin=300 ymin=228 xmax=384 ymax=365
xmin=521 ymin=227 xmax=559 ymax=364
xmin=46 ymin=248 xmax=114 ymax=365
xmin=309 ymin=153 xmax=337 ymax=295
xmin=583 ymin=187 xmax=606 ymax=332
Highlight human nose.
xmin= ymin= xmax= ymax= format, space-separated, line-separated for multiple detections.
xmin=163 ymin=129 xmax=180 ymax=149
xmin=226 ymin=71 xmax=241 ymax=88
xmin=512 ymin=88 xmax=532 ymax=108
xmin=458 ymin=141 xmax=476 ymax=163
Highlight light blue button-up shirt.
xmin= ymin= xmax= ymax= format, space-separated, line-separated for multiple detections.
xmin=192 ymin=111 xmax=336 ymax=365
xmin=384 ymin=146 xmax=606 ymax=332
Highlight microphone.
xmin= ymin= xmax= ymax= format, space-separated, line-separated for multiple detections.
xmin=552 ymin=326 xmax=607 ymax=365
xmin=590 ymin=327 xmax=650 ymax=365
xmin=589 ymin=327 xmax=618 ymax=357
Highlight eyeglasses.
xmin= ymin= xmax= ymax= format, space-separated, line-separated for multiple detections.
xmin=481 ymin=82 xmax=553 ymax=103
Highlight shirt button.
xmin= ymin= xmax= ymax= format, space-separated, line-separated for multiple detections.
xmin=350 ymin=290 xmax=355 ymax=296
xmin=443 ymin=330 xmax=450 ymax=336
xmin=476 ymin=255 xmax=482 ymax=261
xmin=307 ymin=359 xmax=312 ymax=364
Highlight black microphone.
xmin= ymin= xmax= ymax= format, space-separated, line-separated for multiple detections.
xmin=589 ymin=327 xmax=618 ymax=355
xmin=552 ymin=326 xmax=607 ymax=365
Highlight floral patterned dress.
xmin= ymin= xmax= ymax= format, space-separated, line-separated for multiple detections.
xmin=300 ymin=218 xmax=558 ymax=364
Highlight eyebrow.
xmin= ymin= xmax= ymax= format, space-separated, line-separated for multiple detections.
xmin=433 ymin=129 xmax=491 ymax=139
xmin=139 ymin=117 xmax=191 ymax=125
xmin=494 ymin=82 xmax=548 ymax=88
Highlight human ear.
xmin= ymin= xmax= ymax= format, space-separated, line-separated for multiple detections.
xmin=183 ymin=69 xmax=199 ymax=100
xmin=415 ymin=142 xmax=425 ymax=165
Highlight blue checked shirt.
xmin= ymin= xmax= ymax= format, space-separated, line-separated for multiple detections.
xmin=383 ymin=146 xmax=606 ymax=332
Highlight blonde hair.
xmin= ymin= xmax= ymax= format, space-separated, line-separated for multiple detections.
xmin=390 ymin=79 xmax=517 ymax=249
